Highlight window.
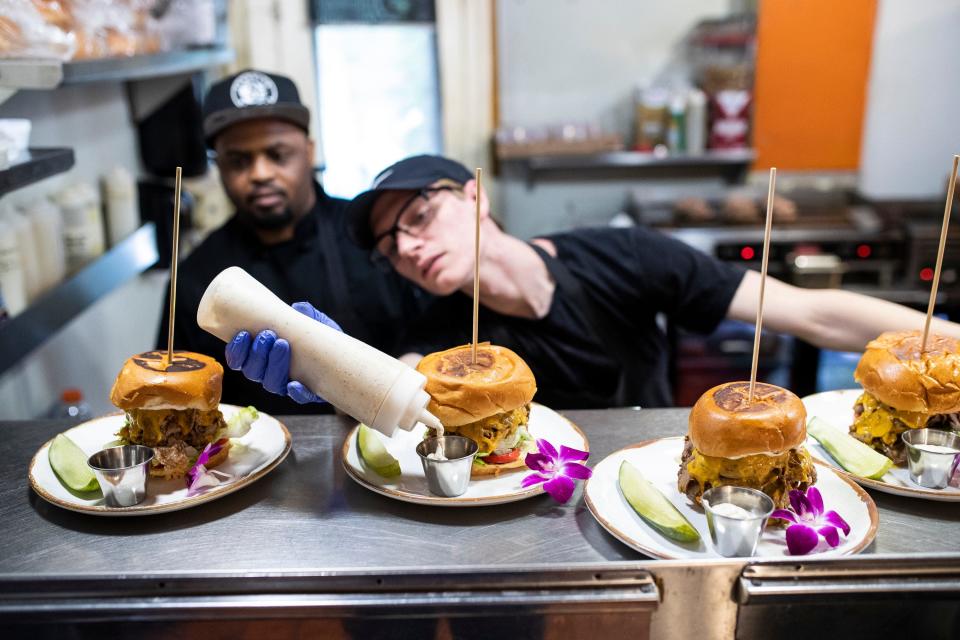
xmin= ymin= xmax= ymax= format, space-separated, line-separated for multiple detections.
xmin=312 ymin=0 xmax=442 ymax=198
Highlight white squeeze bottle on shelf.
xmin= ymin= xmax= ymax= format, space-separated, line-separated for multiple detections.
xmin=56 ymin=182 xmax=105 ymax=273
xmin=22 ymin=197 xmax=66 ymax=294
xmin=102 ymin=166 xmax=138 ymax=246
xmin=0 ymin=205 xmax=41 ymax=302
xmin=0 ymin=217 xmax=27 ymax=316
xmin=197 ymin=267 xmax=442 ymax=437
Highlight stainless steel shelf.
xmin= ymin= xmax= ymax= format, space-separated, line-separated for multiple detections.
xmin=0 ymin=48 xmax=233 ymax=90
xmin=0 ymin=223 xmax=158 ymax=376
xmin=0 ymin=147 xmax=74 ymax=196
xmin=501 ymin=149 xmax=755 ymax=186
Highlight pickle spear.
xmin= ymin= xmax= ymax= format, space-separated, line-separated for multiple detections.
xmin=357 ymin=424 xmax=401 ymax=477
xmin=619 ymin=460 xmax=700 ymax=543
xmin=807 ymin=416 xmax=893 ymax=479
xmin=49 ymin=433 xmax=99 ymax=492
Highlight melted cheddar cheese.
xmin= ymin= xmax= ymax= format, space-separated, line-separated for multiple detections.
xmin=851 ymin=393 xmax=926 ymax=446
xmin=449 ymin=405 xmax=529 ymax=454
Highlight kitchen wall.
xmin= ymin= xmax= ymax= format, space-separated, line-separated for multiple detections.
xmin=0 ymin=84 xmax=165 ymax=419
xmin=859 ymin=0 xmax=960 ymax=199
xmin=494 ymin=0 xmax=731 ymax=238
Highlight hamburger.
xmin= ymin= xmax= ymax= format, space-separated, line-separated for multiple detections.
xmin=110 ymin=350 xmax=229 ymax=479
xmin=417 ymin=343 xmax=537 ymax=477
xmin=851 ymin=330 xmax=960 ymax=465
xmin=678 ymin=381 xmax=817 ymax=509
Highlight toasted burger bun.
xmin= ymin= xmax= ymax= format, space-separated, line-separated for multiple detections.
xmin=110 ymin=350 xmax=223 ymax=411
xmin=417 ymin=343 xmax=537 ymax=427
xmin=688 ymin=381 xmax=806 ymax=459
xmin=854 ymin=330 xmax=960 ymax=414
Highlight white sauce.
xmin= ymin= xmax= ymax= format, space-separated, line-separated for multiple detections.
xmin=913 ymin=443 xmax=960 ymax=455
xmin=710 ymin=502 xmax=755 ymax=519
xmin=427 ymin=425 xmax=447 ymax=461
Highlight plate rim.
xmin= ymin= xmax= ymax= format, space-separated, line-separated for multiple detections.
xmin=28 ymin=404 xmax=292 ymax=516
xmin=802 ymin=389 xmax=960 ymax=502
xmin=340 ymin=402 xmax=589 ymax=507
xmin=584 ymin=435 xmax=879 ymax=560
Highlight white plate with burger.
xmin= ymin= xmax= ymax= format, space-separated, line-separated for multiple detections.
xmin=342 ymin=343 xmax=589 ymax=506
xmin=585 ymin=382 xmax=878 ymax=560
xmin=803 ymin=390 xmax=960 ymax=501
xmin=802 ymin=331 xmax=960 ymax=502
xmin=585 ymin=437 xmax=878 ymax=560
xmin=342 ymin=402 xmax=588 ymax=506
xmin=28 ymin=350 xmax=292 ymax=516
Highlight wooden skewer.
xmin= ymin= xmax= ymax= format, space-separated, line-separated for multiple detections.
xmin=921 ymin=155 xmax=960 ymax=352
xmin=748 ymin=167 xmax=777 ymax=404
xmin=471 ymin=168 xmax=482 ymax=365
xmin=165 ymin=166 xmax=183 ymax=367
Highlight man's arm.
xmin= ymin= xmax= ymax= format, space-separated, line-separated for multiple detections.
xmin=726 ymin=270 xmax=960 ymax=352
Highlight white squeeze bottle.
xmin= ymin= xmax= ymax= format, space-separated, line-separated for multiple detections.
xmin=197 ymin=266 xmax=442 ymax=436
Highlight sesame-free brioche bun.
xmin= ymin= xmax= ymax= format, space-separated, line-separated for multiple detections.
xmin=417 ymin=343 xmax=536 ymax=427
xmin=110 ymin=350 xmax=223 ymax=411
xmin=854 ymin=330 xmax=960 ymax=414
xmin=688 ymin=381 xmax=807 ymax=459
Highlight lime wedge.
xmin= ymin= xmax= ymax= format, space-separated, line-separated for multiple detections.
xmin=357 ymin=424 xmax=401 ymax=478
xmin=807 ymin=416 xmax=893 ymax=479
xmin=619 ymin=460 xmax=700 ymax=543
xmin=48 ymin=433 xmax=99 ymax=492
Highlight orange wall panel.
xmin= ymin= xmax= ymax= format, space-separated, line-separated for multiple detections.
xmin=752 ymin=0 xmax=877 ymax=170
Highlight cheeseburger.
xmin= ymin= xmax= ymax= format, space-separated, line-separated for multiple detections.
xmin=851 ymin=330 xmax=960 ymax=465
xmin=417 ymin=343 xmax=537 ymax=476
xmin=110 ymin=350 xmax=228 ymax=479
xmin=678 ymin=381 xmax=816 ymax=509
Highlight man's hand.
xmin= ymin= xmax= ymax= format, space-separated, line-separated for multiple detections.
xmin=225 ymin=302 xmax=343 ymax=404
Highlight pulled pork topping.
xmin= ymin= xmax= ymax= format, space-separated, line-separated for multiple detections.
xmin=677 ymin=436 xmax=816 ymax=510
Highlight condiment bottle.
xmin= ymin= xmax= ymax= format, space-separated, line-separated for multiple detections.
xmin=0 ymin=206 xmax=41 ymax=302
xmin=686 ymin=88 xmax=707 ymax=156
xmin=197 ymin=266 xmax=442 ymax=437
xmin=0 ymin=217 xmax=27 ymax=315
xmin=102 ymin=166 xmax=138 ymax=246
xmin=22 ymin=197 xmax=66 ymax=294
xmin=56 ymin=182 xmax=105 ymax=273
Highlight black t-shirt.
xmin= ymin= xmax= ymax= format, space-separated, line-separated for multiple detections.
xmin=156 ymin=182 xmax=430 ymax=415
xmin=397 ymin=226 xmax=745 ymax=409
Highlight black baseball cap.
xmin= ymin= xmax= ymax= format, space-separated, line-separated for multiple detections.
xmin=347 ymin=155 xmax=474 ymax=249
xmin=202 ymin=69 xmax=310 ymax=146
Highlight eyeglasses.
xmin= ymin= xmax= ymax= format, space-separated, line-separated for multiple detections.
xmin=370 ymin=186 xmax=458 ymax=269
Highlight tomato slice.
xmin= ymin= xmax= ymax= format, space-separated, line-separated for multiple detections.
xmin=484 ymin=448 xmax=521 ymax=465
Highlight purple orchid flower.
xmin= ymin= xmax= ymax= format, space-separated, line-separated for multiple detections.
xmin=521 ymin=438 xmax=592 ymax=503
xmin=770 ymin=486 xmax=851 ymax=555
xmin=186 ymin=439 xmax=232 ymax=496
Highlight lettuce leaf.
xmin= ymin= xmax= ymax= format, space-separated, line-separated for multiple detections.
xmin=219 ymin=406 xmax=258 ymax=439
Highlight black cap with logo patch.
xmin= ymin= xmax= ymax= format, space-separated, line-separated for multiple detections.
xmin=202 ymin=69 xmax=310 ymax=146
xmin=347 ymin=155 xmax=474 ymax=249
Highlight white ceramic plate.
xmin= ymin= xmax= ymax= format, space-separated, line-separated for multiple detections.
xmin=29 ymin=405 xmax=292 ymax=516
xmin=802 ymin=389 xmax=960 ymax=502
xmin=584 ymin=437 xmax=878 ymax=560
xmin=341 ymin=403 xmax=588 ymax=506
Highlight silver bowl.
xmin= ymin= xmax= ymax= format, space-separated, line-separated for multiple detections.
xmin=87 ymin=445 xmax=154 ymax=507
xmin=415 ymin=436 xmax=478 ymax=497
xmin=702 ymin=486 xmax=775 ymax=557
xmin=902 ymin=429 xmax=960 ymax=490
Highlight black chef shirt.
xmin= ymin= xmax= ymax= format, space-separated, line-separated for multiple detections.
xmin=156 ymin=182 xmax=429 ymax=415
xmin=396 ymin=226 xmax=745 ymax=409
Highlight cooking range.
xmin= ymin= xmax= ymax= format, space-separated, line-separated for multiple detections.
xmin=628 ymin=193 xmax=960 ymax=404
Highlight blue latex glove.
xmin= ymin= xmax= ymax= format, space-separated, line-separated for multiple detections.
xmin=225 ymin=302 xmax=343 ymax=404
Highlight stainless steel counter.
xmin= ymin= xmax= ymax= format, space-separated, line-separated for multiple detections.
xmin=2 ymin=408 xmax=959 ymax=639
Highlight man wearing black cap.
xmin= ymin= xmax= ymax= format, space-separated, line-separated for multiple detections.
xmin=231 ymin=153 xmax=960 ymax=410
xmin=155 ymin=70 xmax=427 ymax=415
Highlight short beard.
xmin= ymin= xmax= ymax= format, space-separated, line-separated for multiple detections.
xmin=238 ymin=206 xmax=296 ymax=231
